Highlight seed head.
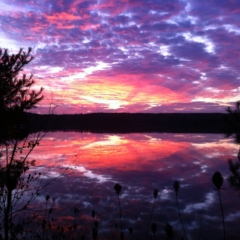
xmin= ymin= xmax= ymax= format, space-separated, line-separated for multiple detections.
xmin=173 ymin=181 xmax=180 ymax=195
xmin=153 ymin=189 xmax=158 ymax=199
xmin=212 ymin=171 xmax=224 ymax=190
xmin=114 ymin=183 xmax=122 ymax=195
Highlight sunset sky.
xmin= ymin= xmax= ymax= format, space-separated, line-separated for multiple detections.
xmin=1 ymin=0 xmax=240 ymax=114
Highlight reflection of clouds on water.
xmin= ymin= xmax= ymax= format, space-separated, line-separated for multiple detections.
xmin=143 ymin=134 xmax=162 ymax=142
xmin=159 ymin=189 xmax=172 ymax=200
xmin=191 ymin=140 xmax=239 ymax=159
xmin=226 ymin=211 xmax=240 ymax=221
xmin=183 ymin=192 xmax=215 ymax=213
xmin=65 ymin=164 xmax=111 ymax=183
xmin=200 ymin=164 xmax=208 ymax=173
xmin=27 ymin=132 xmax=240 ymax=239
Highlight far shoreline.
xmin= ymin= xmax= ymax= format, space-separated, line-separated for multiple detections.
xmin=27 ymin=112 xmax=231 ymax=134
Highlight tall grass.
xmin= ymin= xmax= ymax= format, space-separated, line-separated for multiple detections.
xmin=212 ymin=171 xmax=226 ymax=240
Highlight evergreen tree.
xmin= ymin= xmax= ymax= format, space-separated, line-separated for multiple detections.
xmin=0 ymin=47 xmax=43 ymax=142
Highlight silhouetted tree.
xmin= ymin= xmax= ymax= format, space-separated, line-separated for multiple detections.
xmin=0 ymin=47 xmax=43 ymax=143
xmin=228 ymin=151 xmax=240 ymax=192
xmin=226 ymin=102 xmax=240 ymax=191
xmin=0 ymin=47 xmax=44 ymax=240
xmin=225 ymin=101 xmax=240 ymax=144
xmin=0 ymin=48 xmax=43 ymax=111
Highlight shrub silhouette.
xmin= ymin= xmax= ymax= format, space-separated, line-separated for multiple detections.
xmin=225 ymin=101 xmax=240 ymax=144
xmin=227 ymin=149 xmax=240 ymax=192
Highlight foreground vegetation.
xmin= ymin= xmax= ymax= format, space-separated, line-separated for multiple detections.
xmin=1 ymin=167 xmax=237 ymax=240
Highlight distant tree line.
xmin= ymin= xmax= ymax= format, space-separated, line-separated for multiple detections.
xmin=27 ymin=112 xmax=228 ymax=134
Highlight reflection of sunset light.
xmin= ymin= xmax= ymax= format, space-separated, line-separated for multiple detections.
xmin=31 ymin=132 xmax=190 ymax=171
xmin=82 ymin=135 xmax=125 ymax=148
xmin=24 ymin=132 xmax=240 ymax=239
xmin=29 ymin=132 xmax=239 ymax=176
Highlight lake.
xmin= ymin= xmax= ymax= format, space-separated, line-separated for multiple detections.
xmin=27 ymin=131 xmax=240 ymax=239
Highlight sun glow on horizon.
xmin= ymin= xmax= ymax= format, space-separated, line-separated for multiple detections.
xmin=43 ymin=73 xmax=189 ymax=112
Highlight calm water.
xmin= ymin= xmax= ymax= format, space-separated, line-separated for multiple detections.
xmin=28 ymin=132 xmax=240 ymax=239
